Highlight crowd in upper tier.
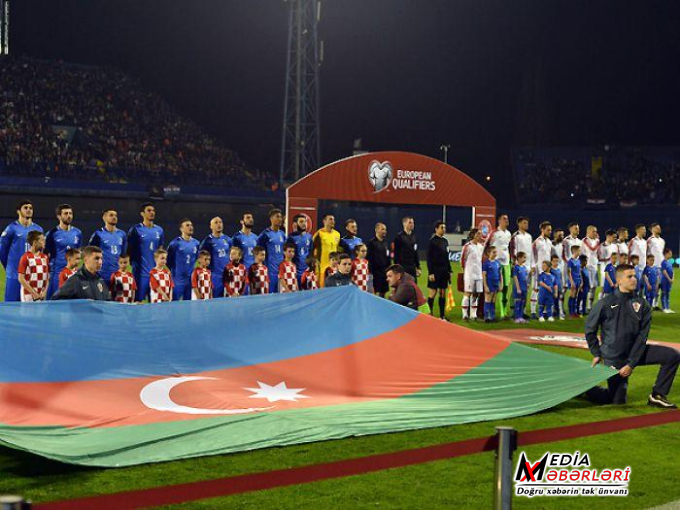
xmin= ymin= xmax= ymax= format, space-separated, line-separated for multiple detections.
xmin=0 ymin=56 xmax=272 ymax=190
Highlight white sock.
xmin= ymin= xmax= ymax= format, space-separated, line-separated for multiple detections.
xmin=471 ymin=296 xmax=479 ymax=318
xmin=462 ymin=296 xmax=470 ymax=319
xmin=530 ymin=289 xmax=538 ymax=314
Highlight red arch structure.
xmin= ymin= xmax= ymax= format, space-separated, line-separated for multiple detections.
xmin=286 ymin=151 xmax=496 ymax=232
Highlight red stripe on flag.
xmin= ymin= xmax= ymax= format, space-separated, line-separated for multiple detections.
xmin=0 ymin=314 xmax=510 ymax=428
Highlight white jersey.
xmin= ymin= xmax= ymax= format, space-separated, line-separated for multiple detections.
xmin=561 ymin=235 xmax=582 ymax=263
xmin=486 ymin=228 xmax=512 ymax=266
xmin=614 ymin=241 xmax=628 ymax=257
xmin=532 ymin=236 xmax=553 ymax=272
xmin=509 ymin=231 xmax=533 ymax=269
xmin=628 ymin=236 xmax=647 ymax=265
xmin=598 ymin=242 xmax=616 ymax=265
xmin=551 ymin=242 xmax=564 ymax=264
xmin=461 ymin=241 xmax=484 ymax=279
xmin=647 ymin=236 xmax=665 ymax=267
xmin=580 ymin=237 xmax=601 ymax=269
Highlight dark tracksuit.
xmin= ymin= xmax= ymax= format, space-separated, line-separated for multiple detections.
xmin=393 ymin=231 xmax=420 ymax=280
xmin=426 ymin=234 xmax=452 ymax=317
xmin=324 ymin=272 xmax=352 ymax=287
xmin=585 ymin=289 xmax=680 ymax=404
xmin=51 ymin=266 xmax=112 ymax=301
xmin=366 ymin=236 xmax=391 ymax=295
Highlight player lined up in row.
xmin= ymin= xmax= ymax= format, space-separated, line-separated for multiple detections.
xmin=0 ymin=200 xmax=442 ymax=308
xmin=463 ymin=215 xmax=674 ymax=323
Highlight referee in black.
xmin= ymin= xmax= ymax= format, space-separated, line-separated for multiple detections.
xmin=393 ymin=216 xmax=420 ymax=281
xmin=426 ymin=220 xmax=451 ymax=320
xmin=585 ymin=263 xmax=679 ymax=408
xmin=366 ymin=222 xmax=391 ymax=297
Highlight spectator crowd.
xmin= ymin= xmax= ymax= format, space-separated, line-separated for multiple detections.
xmin=0 ymin=56 xmax=272 ymax=190
xmin=514 ymin=147 xmax=680 ymax=206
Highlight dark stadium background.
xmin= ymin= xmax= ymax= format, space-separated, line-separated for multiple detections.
xmin=3 ymin=0 xmax=680 ymax=246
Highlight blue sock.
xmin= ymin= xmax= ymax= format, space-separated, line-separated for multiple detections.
xmin=491 ymin=302 xmax=496 ymax=320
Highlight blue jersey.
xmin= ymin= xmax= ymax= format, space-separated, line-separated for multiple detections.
xmin=0 ymin=221 xmax=44 ymax=279
xmin=339 ymin=235 xmax=363 ymax=256
xmin=127 ymin=223 xmax=165 ymax=277
xmin=567 ymin=258 xmax=582 ymax=286
xmin=257 ymin=228 xmax=286 ymax=276
xmin=661 ymin=259 xmax=674 ymax=287
xmin=45 ymin=225 xmax=83 ymax=276
xmin=199 ymin=234 xmax=231 ymax=280
xmin=643 ymin=265 xmax=659 ymax=288
xmin=538 ymin=271 xmax=556 ymax=299
xmin=287 ymin=231 xmax=313 ymax=277
xmin=603 ymin=263 xmax=617 ymax=293
xmin=512 ymin=264 xmax=528 ymax=292
xmin=581 ymin=268 xmax=590 ymax=292
xmin=167 ymin=237 xmax=200 ymax=284
xmin=483 ymin=259 xmax=502 ymax=287
xmin=550 ymin=267 xmax=563 ymax=292
xmin=232 ymin=230 xmax=258 ymax=269
xmin=89 ymin=227 xmax=128 ymax=280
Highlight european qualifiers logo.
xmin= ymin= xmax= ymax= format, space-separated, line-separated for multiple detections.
xmin=367 ymin=161 xmax=436 ymax=193
xmin=368 ymin=160 xmax=393 ymax=193
xmin=514 ymin=451 xmax=631 ymax=498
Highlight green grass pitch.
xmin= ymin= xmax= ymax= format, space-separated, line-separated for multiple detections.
xmin=0 ymin=263 xmax=678 ymax=509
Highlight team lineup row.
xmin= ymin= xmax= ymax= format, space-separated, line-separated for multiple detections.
xmin=1 ymin=202 xmax=674 ymax=318
xmin=0 ymin=200 xmax=434 ymax=310
xmin=460 ymin=215 xmax=675 ymax=323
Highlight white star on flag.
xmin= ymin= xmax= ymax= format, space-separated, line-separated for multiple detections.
xmin=244 ymin=382 xmax=310 ymax=403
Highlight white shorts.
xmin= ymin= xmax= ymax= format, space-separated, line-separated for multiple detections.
xmin=464 ymin=273 xmax=483 ymax=293
xmin=20 ymin=293 xmax=35 ymax=302
xmin=586 ymin=266 xmax=598 ymax=288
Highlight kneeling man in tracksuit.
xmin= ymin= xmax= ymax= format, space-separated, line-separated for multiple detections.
xmin=585 ymin=263 xmax=679 ymax=409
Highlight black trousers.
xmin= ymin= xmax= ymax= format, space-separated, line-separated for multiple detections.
xmin=586 ymin=344 xmax=680 ymax=404
xmin=402 ymin=265 xmax=418 ymax=280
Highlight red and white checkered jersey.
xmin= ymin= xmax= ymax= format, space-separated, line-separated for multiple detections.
xmin=278 ymin=260 xmax=299 ymax=292
xmin=59 ymin=267 xmax=76 ymax=288
xmin=18 ymin=251 xmax=50 ymax=301
xmin=223 ymin=262 xmax=248 ymax=297
xmin=324 ymin=265 xmax=338 ymax=280
xmin=248 ymin=263 xmax=270 ymax=295
xmin=149 ymin=268 xmax=174 ymax=303
xmin=109 ymin=270 xmax=137 ymax=303
xmin=191 ymin=267 xmax=213 ymax=300
xmin=351 ymin=258 xmax=370 ymax=291
xmin=300 ymin=268 xmax=318 ymax=290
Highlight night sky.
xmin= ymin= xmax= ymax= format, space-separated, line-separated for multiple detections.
xmin=12 ymin=0 xmax=680 ymax=205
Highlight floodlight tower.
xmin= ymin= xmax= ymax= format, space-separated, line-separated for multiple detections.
xmin=279 ymin=0 xmax=322 ymax=186
xmin=0 ymin=0 xmax=9 ymax=55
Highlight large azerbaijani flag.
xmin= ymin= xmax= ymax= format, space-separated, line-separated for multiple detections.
xmin=0 ymin=286 xmax=611 ymax=467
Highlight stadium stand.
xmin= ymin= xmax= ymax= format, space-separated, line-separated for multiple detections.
xmin=513 ymin=147 xmax=680 ymax=206
xmin=0 ymin=56 xmax=275 ymax=191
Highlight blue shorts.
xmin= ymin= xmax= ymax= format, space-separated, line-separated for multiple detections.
xmin=4 ymin=278 xmax=21 ymax=302
xmin=47 ymin=274 xmax=60 ymax=299
xmin=513 ymin=288 xmax=527 ymax=300
xmin=172 ymin=281 xmax=193 ymax=301
xmin=211 ymin=273 xmax=225 ymax=298
xmin=135 ymin=274 xmax=150 ymax=302
xmin=487 ymin=281 xmax=500 ymax=292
